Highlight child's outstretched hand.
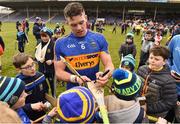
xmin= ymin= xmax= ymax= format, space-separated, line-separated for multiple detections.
xmin=31 ymin=102 xmax=46 ymax=111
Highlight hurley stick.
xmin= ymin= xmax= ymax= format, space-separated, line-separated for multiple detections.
xmin=147 ymin=115 xmax=158 ymax=122
xmin=45 ymin=93 xmax=57 ymax=107
xmin=60 ymin=56 xmax=109 ymax=123
xmin=60 ymin=56 xmax=81 ymax=77
xmin=32 ymin=94 xmax=57 ymax=123
xmin=87 ymin=81 xmax=109 ymax=124
xmin=60 ymin=56 xmax=86 ymax=85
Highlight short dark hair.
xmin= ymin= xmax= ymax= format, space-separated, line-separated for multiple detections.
xmin=149 ymin=46 xmax=170 ymax=60
xmin=146 ymin=30 xmax=154 ymax=36
xmin=64 ymin=2 xmax=85 ymax=19
xmin=13 ymin=53 xmax=33 ymax=68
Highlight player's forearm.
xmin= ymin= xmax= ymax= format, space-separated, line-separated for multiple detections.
xmin=101 ymin=53 xmax=114 ymax=76
xmin=104 ymin=64 xmax=114 ymax=78
xmin=55 ymin=70 xmax=72 ymax=82
xmin=103 ymin=57 xmax=114 ymax=77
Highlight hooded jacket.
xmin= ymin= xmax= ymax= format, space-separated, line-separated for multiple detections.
xmin=119 ymin=40 xmax=136 ymax=58
xmin=137 ymin=65 xmax=177 ymax=117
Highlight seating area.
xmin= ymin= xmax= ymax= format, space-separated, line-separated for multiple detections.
xmin=0 ymin=9 xmax=180 ymax=25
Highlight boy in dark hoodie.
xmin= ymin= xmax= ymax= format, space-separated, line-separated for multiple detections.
xmin=119 ymin=32 xmax=136 ymax=60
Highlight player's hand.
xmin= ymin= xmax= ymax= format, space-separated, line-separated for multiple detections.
xmin=46 ymin=60 xmax=53 ymax=65
xmin=31 ymin=102 xmax=46 ymax=111
xmin=95 ymin=71 xmax=109 ymax=87
xmin=76 ymin=76 xmax=91 ymax=85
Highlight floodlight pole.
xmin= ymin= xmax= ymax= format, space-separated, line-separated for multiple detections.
xmin=8 ymin=13 xmax=9 ymax=22
xmin=96 ymin=5 xmax=99 ymax=19
xmin=48 ymin=6 xmax=51 ymax=23
xmin=122 ymin=6 xmax=125 ymax=22
xmin=154 ymin=6 xmax=157 ymax=21
xmin=26 ymin=7 xmax=29 ymax=19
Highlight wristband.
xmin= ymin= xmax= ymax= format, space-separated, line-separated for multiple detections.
xmin=70 ymin=75 xmax=77 ymax=83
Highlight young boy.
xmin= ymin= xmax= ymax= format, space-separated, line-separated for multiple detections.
xmin=35 ymin=27 xmax=55 ymax=97
xmin=154 ymin=30 xmax=162 ymax=46
xmin=53 ymin=23 xmax=60 ymax=34
xmin=13 ymin=53 xmax=49 ymax=121
xmin=60 ymin=25 xmax=65 ymax=36
xmin=105 ymin=68 xmax=146 ymax=123
xmin=52 ymin=28 xmax=61 ymax=42
xmin=138 ymin=30 xmax=154 ymax=68
xmin=137 ymin=46 xmax=177 ymax=118
xmin=43 ymin=86 xmax=101 ymax=123
xmin=16 ymin=24 xmax=28 ymax=53
xmin=0 ymin=76 xmax=30 ymax=123
xmin=119 ymin=54 xmax=136 ymax=72
xmin=119 ymin=32 xmax=137 ymax=59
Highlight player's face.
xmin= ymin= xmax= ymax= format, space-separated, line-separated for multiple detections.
xmin=66 ymin=12 xmax=87 ymax=37
xmin=20 ymin=58 xmax=36 ymax=77
xmin=148 ymin=53 xmax=165 ymax=70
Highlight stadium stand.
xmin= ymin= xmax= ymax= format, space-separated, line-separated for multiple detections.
xmin=0 ymin=0 xmax=179 ymax=23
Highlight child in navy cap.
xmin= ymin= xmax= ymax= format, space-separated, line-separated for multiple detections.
xmin=105 ymin=68 xmax=147 ymax=123
xmin=120 ymin=54 xmax=136 ymax=72
xmin=35 ymin=27 xmax=55 ymax=97
xmin=43 ymin=86 xmax=102 ymax=123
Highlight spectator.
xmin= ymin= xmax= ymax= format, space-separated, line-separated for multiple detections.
xmin=137 ymin=46 xmax=177 ymax=118
xmin=119 ymin=32 xmax=136 ymax=59
xmin=33 ymin=17 xmax=44 ymax=45
xmin=13 ymin=53 xmax=49 ymax=121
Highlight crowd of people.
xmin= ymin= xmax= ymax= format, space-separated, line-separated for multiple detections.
xmin=0 ymin=2 xmax=180 ymax=124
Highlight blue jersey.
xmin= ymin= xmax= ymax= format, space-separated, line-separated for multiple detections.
xmin=168 ymin=34 xmax=180 ymax=95
xmin=55 ymin=30 xmax=109 ymax=89
xmin=168 ymin=34 xmax=180 ymax=74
